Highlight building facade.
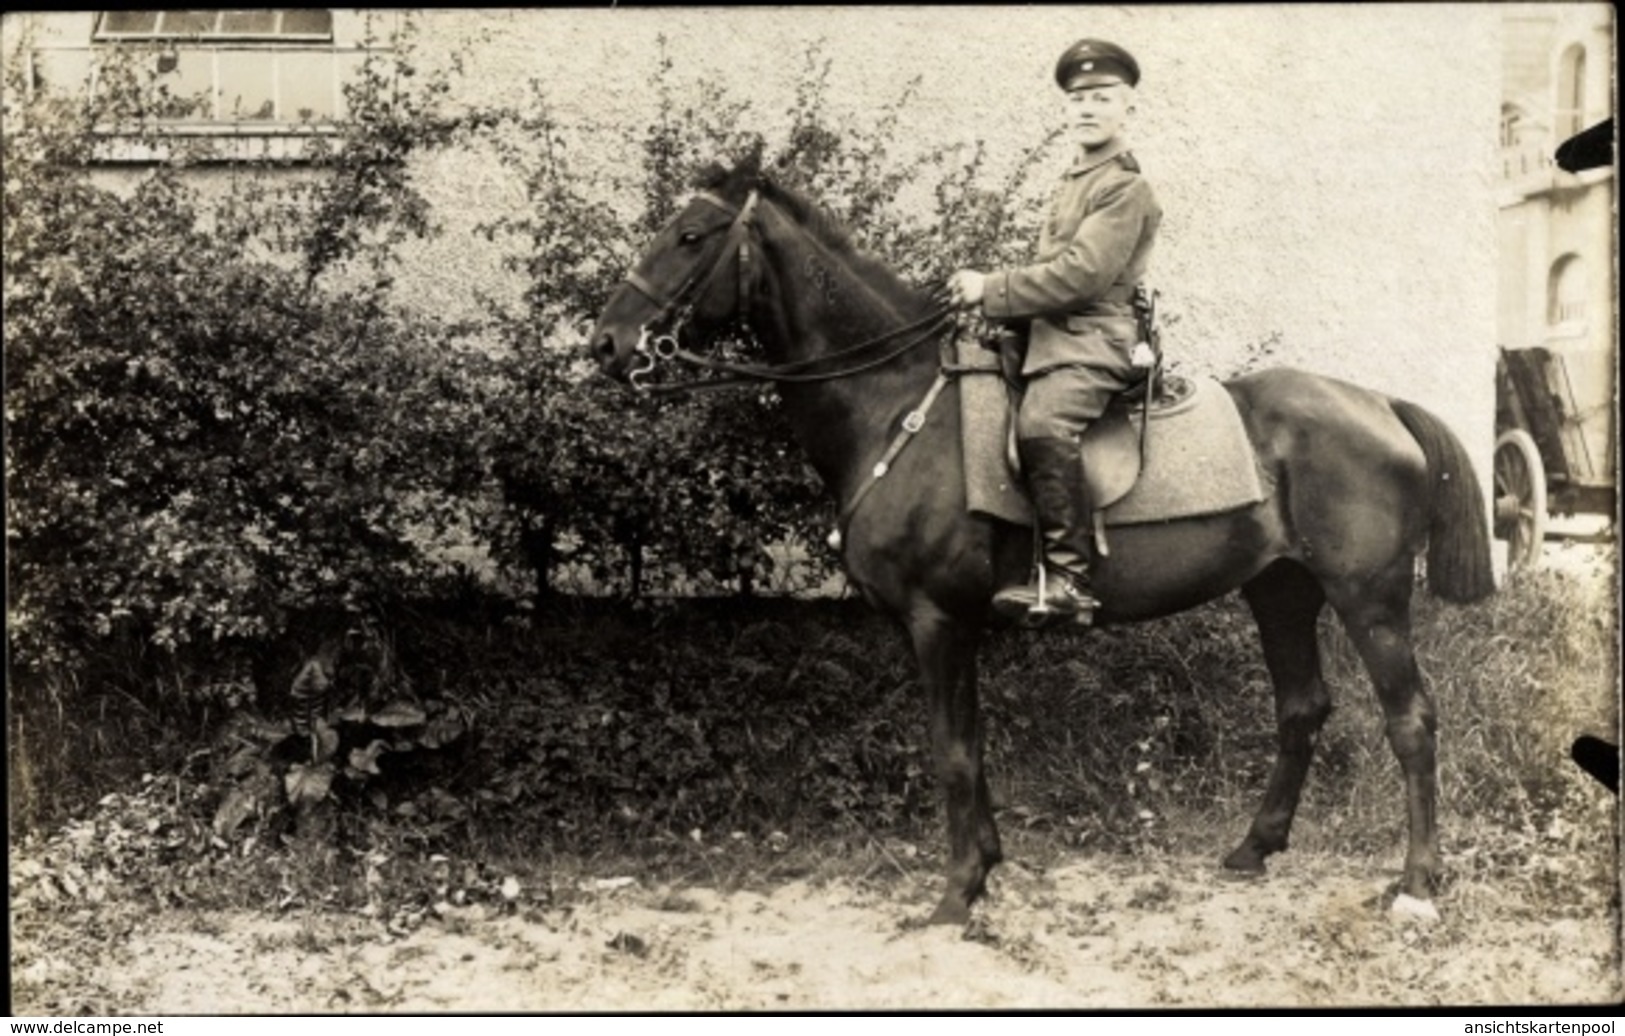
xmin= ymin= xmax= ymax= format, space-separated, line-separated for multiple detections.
xmin=6 ymin=7 xmax=1504 ymax=471
xmin=1498 ymin=3 xmax=1616 ymax=489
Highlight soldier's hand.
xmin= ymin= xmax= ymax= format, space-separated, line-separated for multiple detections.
xmin=946 ymin=270 xmax=986 ymax=310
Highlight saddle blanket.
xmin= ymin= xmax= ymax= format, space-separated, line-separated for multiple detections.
xmin=955 ymin=341 xmax=1268 ymax=528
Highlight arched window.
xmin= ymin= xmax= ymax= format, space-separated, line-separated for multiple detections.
xmin=1500 ymin=103 xmax=1523 ymax=148
xmin=1555 ymin=44 xmax=1586 ymax=141
xmin=1547 ymin=254 xmax=1587 ymax=326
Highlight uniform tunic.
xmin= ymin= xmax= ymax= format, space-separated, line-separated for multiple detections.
xmin=981 ymin=138 xmax=1161 ymax=441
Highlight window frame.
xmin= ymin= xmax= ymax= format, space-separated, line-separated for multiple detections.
xmin=90 ymin=10 xmax=335 ymax=45
xmin=18 ymin=10 xmax=399 ymax=160
xmin=19 ymin=9 xmax=403 ymax=162
xmin=84 ymin=9 xmax=352 ymax=132
xmin=1553 ymin=44 xmax=1587 ymax=143
xmin=89 ymin=44 xmax=360 ymax=128
xmin=1499 ymin=104 xmax=1523 ymax=149
xmin=1545 ymin=253 xmax=1588 ymax=330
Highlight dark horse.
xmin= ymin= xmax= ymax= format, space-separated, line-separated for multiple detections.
xmin=590 ymin=156 xmax=1496 ymax=925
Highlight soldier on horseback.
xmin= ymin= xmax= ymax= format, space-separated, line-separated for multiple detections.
xmin=947 ymin=38 xmax=1162 ymax=626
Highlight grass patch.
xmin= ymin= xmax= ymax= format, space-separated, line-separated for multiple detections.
xmin=9 ymin=560 xmax=1617 ymax=925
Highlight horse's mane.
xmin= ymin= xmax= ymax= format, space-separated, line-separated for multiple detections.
xmin=693 ymin=162 xmax=859 ymax=264
xmin=691 ymin=159 xmax=936 ymax=309
xmin=760 ymin=181 xmax=857 ymax=255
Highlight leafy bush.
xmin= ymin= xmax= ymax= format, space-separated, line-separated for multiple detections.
xmin=40 ymin=568 xmax=1623 ymax=864
xmin=25 ymin=30 xmax=1600 ymax=902
xmin=3 ymin=29 xmax=496 ymax=672
xmin=470 ymin=36 xmax=1064 ymax=599
xmin=398 ymin=599 xmax=930 ymax=842
xmin=201 ymin=616 xmax=459 ymax=845
xmin=5 ymin=25 xmax=1062 ymax=679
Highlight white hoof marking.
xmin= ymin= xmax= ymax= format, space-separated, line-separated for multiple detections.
xmin=1391 ymin=893 xmax=1441 ymax=923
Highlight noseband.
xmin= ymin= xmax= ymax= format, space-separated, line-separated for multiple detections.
xmin=624 ymin=189 xmax=761 ymax=391
xmin=619 ymin=188 xmax=954 ymax=395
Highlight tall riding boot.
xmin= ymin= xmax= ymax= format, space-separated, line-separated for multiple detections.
xmin=993 ymin=436 xmax=1100 ymax=625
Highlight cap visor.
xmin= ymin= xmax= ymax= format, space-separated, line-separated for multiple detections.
xmin=1065 ymin=74 xmax=1128 ymax=91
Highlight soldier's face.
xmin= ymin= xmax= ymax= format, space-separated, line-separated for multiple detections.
xmin=1065 ymin=84 xmax=1133 ymax=150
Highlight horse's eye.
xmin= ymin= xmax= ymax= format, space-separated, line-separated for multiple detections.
xmin=678 ymin=230 xmax=702 ymax=246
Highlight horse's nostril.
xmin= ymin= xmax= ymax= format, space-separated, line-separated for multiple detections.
xmin=594 ymin=333 xmax=617 ymax=363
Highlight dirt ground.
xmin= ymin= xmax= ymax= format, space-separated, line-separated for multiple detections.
xmin=13 ymin=536 xmax=1619 ymax=1014
xmin=12 ymin=847 xmax=1620 ymax=1013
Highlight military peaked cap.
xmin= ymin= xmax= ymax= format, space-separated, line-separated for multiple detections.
xmin=1054 ymin=38 xmax=1140 ymax=91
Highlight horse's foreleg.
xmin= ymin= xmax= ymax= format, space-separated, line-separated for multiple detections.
xmin=1227 ymin=560 xmax=1331 ymax=874
xmin=908 ymin=607 xmax=1000 ymax=925
xmin=1329 ymin=575 xmax=1441 ymax=901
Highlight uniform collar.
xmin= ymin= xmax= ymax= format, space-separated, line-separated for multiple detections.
xmin=1066 ymin=137 xmax=1130 ymax=177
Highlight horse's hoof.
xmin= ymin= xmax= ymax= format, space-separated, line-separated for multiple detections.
xmin=1390 ymin=893 xmax=1440 ymax=924
xmin=926 ymin=898 xmax=971 ymax=927
xmin=1220 ymin=848 xmax=1267 ymax=876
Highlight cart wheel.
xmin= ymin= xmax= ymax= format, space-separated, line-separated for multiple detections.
xmin=1494 ymin=428 xmax=1548 ymax=570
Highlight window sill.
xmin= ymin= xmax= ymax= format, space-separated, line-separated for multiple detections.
xmin=90 ymin=124 xmax=341 ymax=164
xmin=1544 ymin=321 xmax=1588 ymax=340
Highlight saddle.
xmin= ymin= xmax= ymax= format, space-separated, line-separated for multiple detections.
xmin=985 ymin=324 xmax=1187 ymax=510
xmin=1074 ymin=374 xmax=1198 ymax=510
xmin=955 ymin=334 xmax=1268 ymax=539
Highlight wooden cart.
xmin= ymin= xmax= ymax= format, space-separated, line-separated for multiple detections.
xmin=1493 ymin=345 xmax=1616 ymax=568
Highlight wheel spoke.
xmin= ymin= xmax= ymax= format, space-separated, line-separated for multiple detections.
xmin=1494 ymin=429 xmax=1548 ymax=570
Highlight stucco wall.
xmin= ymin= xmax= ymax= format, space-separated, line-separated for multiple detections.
xmin=7 ymin=6 xmax=1504 ymax=472
xmin=395 ymin=5 xmax=1502 ymax=468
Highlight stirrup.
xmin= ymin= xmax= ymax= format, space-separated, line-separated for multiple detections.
xmin=1028 ymin=585 xmax=1098 ymax=628
xmin=992 ymin=564 xmax=1098 ymax=628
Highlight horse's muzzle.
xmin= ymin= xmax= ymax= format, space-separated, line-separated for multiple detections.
xmin=590 ymin=327 xmax=632 ymax=382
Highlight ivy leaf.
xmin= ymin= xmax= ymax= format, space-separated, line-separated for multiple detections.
xmin=348 ymin=739 xmax=389 ymax=776
xmin=311 ymin=718 xmax=341 ymax=764
xmin=212 ymin=785 xmax=260 ymax=838
xmin=370 ymin=701 xmax=426 ymax=728
xmin=224 ymin=744 xmax=265 ymax=778
xmin=285 ymin=762 xmax=334 ymax=806
xmin=248 ymin=716 xmax=294 ymax=742
xmin=419 ymin=711 xmax=464 ymax=749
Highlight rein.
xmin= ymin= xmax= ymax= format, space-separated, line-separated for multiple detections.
xmin=650 ymin=310 xmax=954 ymax=395
xmin=621 ymin=184 xmax=969 ymax=555
xmin=622 ymin=188 xmax=955 ymax=396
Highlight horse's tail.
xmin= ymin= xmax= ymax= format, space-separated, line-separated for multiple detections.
xmin=1389 ymin=399 xmax=1497 ymax=604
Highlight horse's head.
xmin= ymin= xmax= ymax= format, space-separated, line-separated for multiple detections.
xmin=591 ymin=155 xmax=765 ymax=387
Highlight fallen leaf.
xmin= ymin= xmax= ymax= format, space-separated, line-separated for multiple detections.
xmin=371 ymin=701 xmax=427 ymax=728
xmin=285 ymin=762 xmax=335 ymax=805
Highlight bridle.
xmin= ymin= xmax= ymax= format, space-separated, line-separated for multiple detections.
xmin=620 ymin=187 xmax=955 ymax=395
xmin=617 ymin=183 xmax=973 ymax=554
xmin=624 ymin=189 xmax=759 ymax=386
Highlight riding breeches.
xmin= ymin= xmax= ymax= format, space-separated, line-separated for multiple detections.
xmin=1016 ymin=362 xmax=1136 ymax=442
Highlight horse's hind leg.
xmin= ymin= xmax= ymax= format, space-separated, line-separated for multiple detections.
xmin=1226 ymin=560 xmax=1332 ymax=875
xmin=907 ymin=606 xmax=1001 ymax=925
xmin=1326 ymin=567 xmax=1441 ymax=901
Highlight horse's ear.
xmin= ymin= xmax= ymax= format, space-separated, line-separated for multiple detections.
xmin=737 ymin=138 xmax=766 ymax=184
xmin=693 ymin=160 xmax=728 ymax=190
